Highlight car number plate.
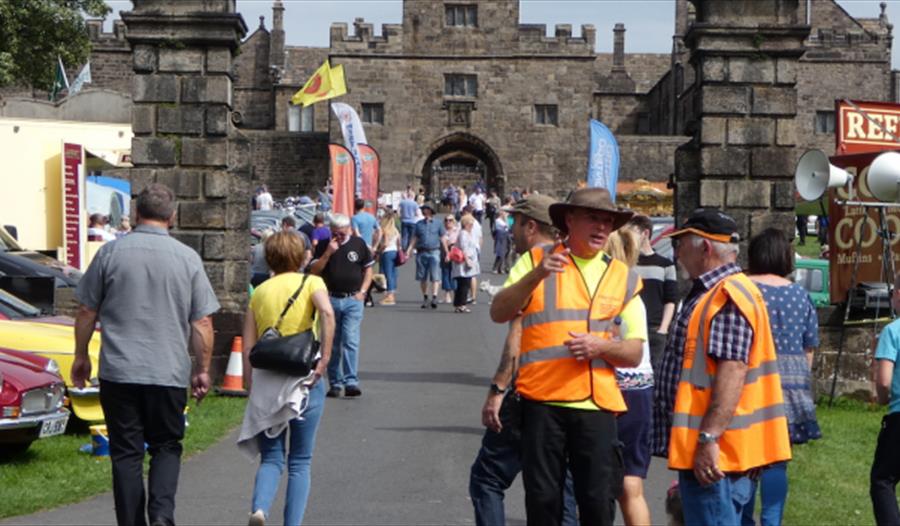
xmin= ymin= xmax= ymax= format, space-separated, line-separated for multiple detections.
xmin=39 ymin=414 xmax=69 ymax=438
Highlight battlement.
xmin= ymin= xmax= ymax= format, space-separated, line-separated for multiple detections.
xmin=518 ymin=23 xmax=596 ymax=54
xmin=330 ymin=18 xmax=402 ymax=53
xmin=86 ymin=19 xmax=127 ymax=45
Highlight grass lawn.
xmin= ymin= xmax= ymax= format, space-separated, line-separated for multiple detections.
xmin=0 ymin=393 xmax=246 ymax=519
xmin=785 ymin=398 xmax=884 ymax=525
xmin=794 ymin=237 xmax=823 ymax=259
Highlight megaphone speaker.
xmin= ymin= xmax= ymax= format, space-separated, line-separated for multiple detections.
xmin=868 ymin=151 xmax=900 ymax=203
xmin=795 ymin=149 xmax=852 ymax=201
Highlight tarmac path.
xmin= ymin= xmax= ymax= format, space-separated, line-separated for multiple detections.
xmin=6 ymin=235 xmax=672 ymax=526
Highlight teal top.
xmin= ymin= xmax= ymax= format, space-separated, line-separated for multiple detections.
xmin=875 ymin=317 xmax=900 ymax=414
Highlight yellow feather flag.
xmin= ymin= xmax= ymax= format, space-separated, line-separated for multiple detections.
xmin=291 ymin=60 xmax=347 ymax=107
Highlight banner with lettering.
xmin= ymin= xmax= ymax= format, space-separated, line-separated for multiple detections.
xmin=828 ymin=150 xmax=900 ymax=303
xmin=331 ymin=102 xmax=367 ymax=197
xmin=357 ymin=144 xmax=380 ymax=216
xmin=61 ymin=143 xmax=85 ymax=269
xmin=836 ymin=99 xmax=900 ymax=155
xmin=329 ymin=144 xmax=356 ymax=217
xmin=587 ymin=119 xmax=620 ymax=201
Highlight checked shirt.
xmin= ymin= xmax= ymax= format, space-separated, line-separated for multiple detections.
xmin=651 ymin=262 xmax=754 ymax=457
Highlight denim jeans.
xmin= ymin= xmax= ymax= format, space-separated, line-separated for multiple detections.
xmin=251 ymin=380 xmax=326 ymax=526
xmin=401 ymin=222 xmax=416 ymax=251
xmin=380 ymin=251 xmax=398 ymax=292
xmin=327 ymin=297 xmax=364 ymax=388
xmin=469 ymin=425 xmax=577 ymax=526
xmin=741 ymin=462 xmax=787 ymax=526
xmin=441 ymin=261 xmax=455 ymax=292
xmin=679 ymin=470 xmax=753 ymax=526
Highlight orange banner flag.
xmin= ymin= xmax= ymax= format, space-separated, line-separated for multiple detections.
xmin=357 ymin=144 xmax=380 ymax=216
xmin=329 ymin=144 xmax=356 ymax=217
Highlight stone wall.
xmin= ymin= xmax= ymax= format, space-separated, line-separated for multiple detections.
xmin=85 ymin=19 xmax=133 ymax=95
xmin=233 ymin=24 xmax=274 ymax=130
xmin=244 ymin=130 xmax=330 ymax=196
xmin=617 ymin=135 xmax=689 ymax=183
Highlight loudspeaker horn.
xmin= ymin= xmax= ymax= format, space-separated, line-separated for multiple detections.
xmin=794 ymin=149 xmax=852 ymax=201
xmin=868 ymin=151 xmax=900 ymax=203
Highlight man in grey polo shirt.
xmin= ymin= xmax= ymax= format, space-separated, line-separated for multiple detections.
xmin=71 ymin=183 xmax=220 ymax=526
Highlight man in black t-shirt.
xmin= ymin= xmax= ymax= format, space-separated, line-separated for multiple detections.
xmin=310 ymin=213 xmax=374 ymax=398
xmin=626 ymin=215 xmax=678 ymax=373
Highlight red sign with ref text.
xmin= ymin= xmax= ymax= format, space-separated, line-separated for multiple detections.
xmin=837 ymin=99 xmax=900 ymax=155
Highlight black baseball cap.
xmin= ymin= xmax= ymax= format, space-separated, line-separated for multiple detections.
xmin=667 ymin=208 xmax=740 ymax=243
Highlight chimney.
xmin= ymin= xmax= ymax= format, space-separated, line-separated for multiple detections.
xmin=270 ymin=0 xmax=285 ymax=69
xmin=613 ymin=23 xmax=626 ymax=71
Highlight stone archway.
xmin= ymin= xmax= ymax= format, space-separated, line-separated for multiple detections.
xmin=418 ymin=132 xmax=504 ymax=201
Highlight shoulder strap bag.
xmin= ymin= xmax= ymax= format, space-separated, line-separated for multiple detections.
xmin=248 ymin=274 xmax=321 ymax=377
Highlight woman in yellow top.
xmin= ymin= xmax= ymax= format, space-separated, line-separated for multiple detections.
xmin=239 ymin=231 xmax=335 ymax=526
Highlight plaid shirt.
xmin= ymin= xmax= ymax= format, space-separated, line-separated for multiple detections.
xmin=651 ymin=262 xmax=754 ymax=457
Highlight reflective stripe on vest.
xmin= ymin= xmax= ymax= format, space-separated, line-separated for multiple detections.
xmin=668 ymin=273 xmax=792 ymax=472
xmin=516 ymin=245 xmax=641 ymax=411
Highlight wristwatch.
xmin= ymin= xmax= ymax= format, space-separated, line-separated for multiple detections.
xmin=698 ymin=431 xmax=719 ymax=445
xmin=489 ymin=383 xmax=506 ymax=395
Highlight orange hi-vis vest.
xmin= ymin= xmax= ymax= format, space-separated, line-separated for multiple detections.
xmin=668 ymin=273 xmax=792 ymax=472
xmin=516 ymin=244 xmax=642 ymax=412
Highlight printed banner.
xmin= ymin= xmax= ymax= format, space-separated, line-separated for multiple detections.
xmin=331 ymin=102 xmax=367 ymax=196
xmin=61 ymin=143 xmax=85 ymax=269
xmin=329 ymin=144 xmax=356 ymax=217
xmin=828 ymin=151 xmax=900 ymax=303
xmin=836 ymin=99 xmax=900 ymax=155
xmin=587 ymin=119 xmax=620 ymax=201
xmin=358 ymin=144 xmax=380 ymax=216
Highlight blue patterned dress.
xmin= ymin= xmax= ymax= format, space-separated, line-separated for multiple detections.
xmin=756 ymin=282 xmax=822 ymax=444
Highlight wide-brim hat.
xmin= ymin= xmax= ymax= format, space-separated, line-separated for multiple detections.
xmin=420 ymin=201 xmax=436 ymax=213
xmin=549 ymin=188 xmax=634 ymax=233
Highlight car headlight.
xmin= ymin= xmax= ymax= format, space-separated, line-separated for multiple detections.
xmin=45 ymin=359 xmax=60 ymax=375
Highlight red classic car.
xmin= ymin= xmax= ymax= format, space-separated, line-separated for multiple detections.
xmin=0 ymin=348 xmax=68 ymax=455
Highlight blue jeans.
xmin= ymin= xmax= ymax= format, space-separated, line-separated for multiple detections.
xmin=380 ymin=251 xmax=398 ymax=292
xmin=251 ymin=380 xmax=326 ymax=526
xmin=327 ymin=297 xmax=364 ymax=388
xmin=401 ymin=222 xmax=416 ymax=251
xmin=469 ymin=426 xmax=577 ymax=526
xmin=679 ymin=470 xmax=753 ymax=526
xmin=741 ymin=462 xmax=788 ymax=526
xmin=441 ymin=261 xmax=455 ymax=292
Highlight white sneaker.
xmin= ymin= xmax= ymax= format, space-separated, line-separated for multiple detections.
xmin=248 ymin=510 xmax=265 ymax=526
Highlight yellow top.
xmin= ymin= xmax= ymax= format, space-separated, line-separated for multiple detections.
xmin=505 ymin=251 xmax=647 ymax=410
xmin=250 ymin=273 xmax=327 ymax=338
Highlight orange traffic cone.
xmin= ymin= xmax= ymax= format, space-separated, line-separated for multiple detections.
xmin=217 ymin=336 xmax=247 ymax=396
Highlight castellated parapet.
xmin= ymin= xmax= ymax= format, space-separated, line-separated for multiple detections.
xmin=330 ymin=19 xmax=403 ymax=54
xmin=84 ymin=19 xmax=132 ymax=94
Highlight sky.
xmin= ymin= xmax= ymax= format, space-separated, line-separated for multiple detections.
xmin=103 ymin=1 xmax=897 ymax=67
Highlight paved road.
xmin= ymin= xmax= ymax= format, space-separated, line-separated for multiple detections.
xmin=6 ymin=240 xmax=672 ymax=525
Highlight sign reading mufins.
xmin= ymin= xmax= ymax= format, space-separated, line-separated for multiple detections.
xmin=836 ymin=99 xmax=900 ymax=155
xmin=62 ymin=143 xmax=85 ymax=269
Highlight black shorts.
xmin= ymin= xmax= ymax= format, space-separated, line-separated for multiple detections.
xmin=617 ymin=387 xmax=653 ymax=478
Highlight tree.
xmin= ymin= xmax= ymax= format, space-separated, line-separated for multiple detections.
xmin=0 ymin=0 xmax=111 ymax=90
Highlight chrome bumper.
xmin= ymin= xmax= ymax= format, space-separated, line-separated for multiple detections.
xmin=0 ymin=408 xmax=70 ymax=430
xmin=68 ymin=386 xmax=100 ymax=397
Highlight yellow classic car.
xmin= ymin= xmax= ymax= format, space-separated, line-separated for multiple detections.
xmin=0 ymin=290 xmax=103 ymax=422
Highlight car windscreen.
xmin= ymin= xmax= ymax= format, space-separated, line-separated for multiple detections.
xmin=0 ymin=288 xmax=41 ymax=318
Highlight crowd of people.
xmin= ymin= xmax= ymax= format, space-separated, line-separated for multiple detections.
xmin=69 ymin=180 xmax=900 ymax=526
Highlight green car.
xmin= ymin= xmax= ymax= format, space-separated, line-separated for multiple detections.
xmin=794 ymin=258 xmax=830 ymax=307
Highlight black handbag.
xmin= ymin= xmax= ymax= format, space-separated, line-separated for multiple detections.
xmin=248 ymin=274 xmax=321 ymax=377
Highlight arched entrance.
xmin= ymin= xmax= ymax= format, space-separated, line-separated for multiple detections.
xmin=418 ymin=133 xmax=504 ymax=201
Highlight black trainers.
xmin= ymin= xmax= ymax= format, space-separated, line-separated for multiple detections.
xmin=431 ymin=298 xmax=438 ymax=309
xmin=326 ymin=386 xmax=342 ymax=398
xmin=345 ymin=385 xmax=362 ymax=397
xmin=421 ymin=296 xmax=429 ymax=309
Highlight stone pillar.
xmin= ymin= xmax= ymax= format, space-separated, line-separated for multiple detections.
xmin=674 ymin=0 xmax=810 ymax=259
xmin=122 ymin=0 xmax=249 ymax=377
xmin=612 ymin=23 xmax=626 ymax=71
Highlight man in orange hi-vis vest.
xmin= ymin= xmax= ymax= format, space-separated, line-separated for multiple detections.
xmin=491 ymin=188 xmax=646 ymax=526
xmin=651 ymin=208 xmax=791 ymax=525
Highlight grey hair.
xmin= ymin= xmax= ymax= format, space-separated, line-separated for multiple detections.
xmin=330 ymin=213 xmax=351 ymax=229
xmin=686 ymin=234 xmax=740 ymax=258
xmin=136 ymin=183 xmax=176 ymax=222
